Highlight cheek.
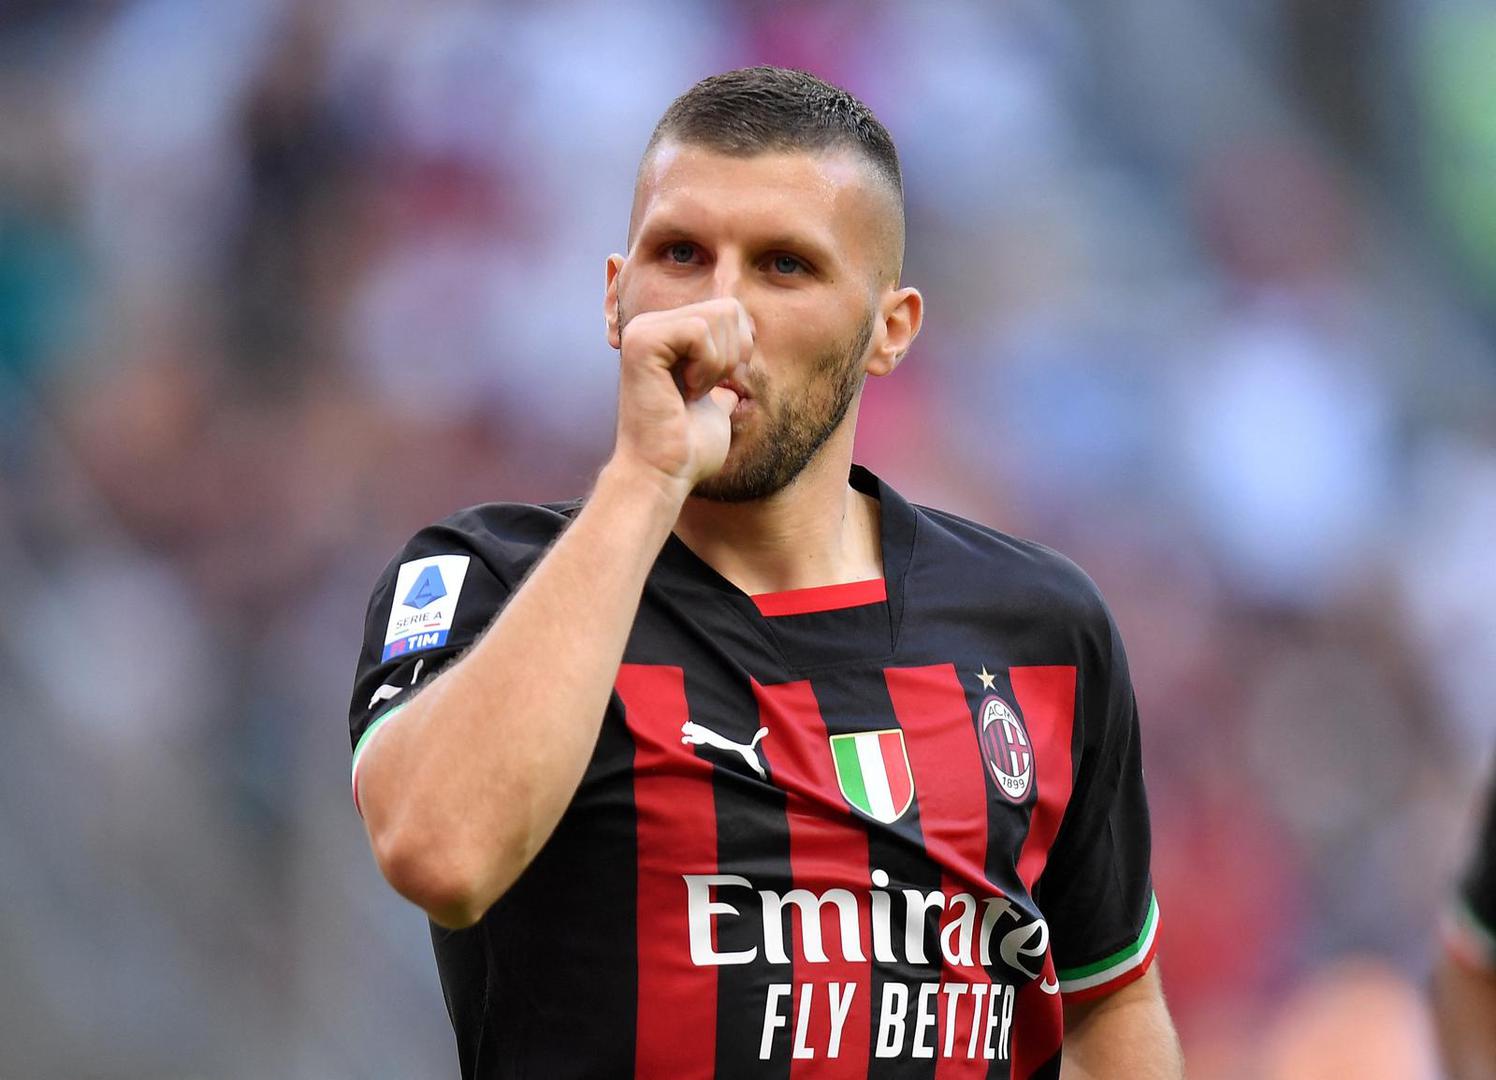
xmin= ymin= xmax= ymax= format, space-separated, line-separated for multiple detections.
xmin=752 ymin=302 xmax=832 ymax=361
xmin=616 ymin=270 xmax=670 ymax=321
xmin=618 ymin=265 xmax=696 ymax=321
xmin=759 ymin=301 xmax=865 ymax=370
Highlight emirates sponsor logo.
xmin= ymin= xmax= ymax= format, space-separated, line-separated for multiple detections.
xmin=683 ymin=869 xmax=1047 ymax=973
xmin=683 ymin=869 xmax=1049 ymax=1062
xmin=761 ymin=978 xmax=1017 ymax=1063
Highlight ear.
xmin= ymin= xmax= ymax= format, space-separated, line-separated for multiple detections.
xmin=865 ymin=286 xmax=923 ymax=377
xmin=604 ymin=253 xmax=626 ymax=349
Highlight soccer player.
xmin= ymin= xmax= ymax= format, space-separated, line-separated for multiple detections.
xmin=1435 ymin=774 xmax=1496 ymax=1079
xmin=349 ymin=66 xmax=1183 ymax=1079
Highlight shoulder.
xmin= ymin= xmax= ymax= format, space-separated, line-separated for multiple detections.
xmin=428 ymin=498 xmax=580 ymax=557
xmin=909 ymin=501 xmax=1113 ymax=635
xmin=384 ymin=497 xmax=583 ymax=585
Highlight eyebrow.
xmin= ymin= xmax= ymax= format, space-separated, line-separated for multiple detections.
xmin=754 ymin=232 xmax=840 ymax=269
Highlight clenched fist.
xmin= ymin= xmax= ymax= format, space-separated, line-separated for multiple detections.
xmin=611 ymin=297 xmax=755 ymax=499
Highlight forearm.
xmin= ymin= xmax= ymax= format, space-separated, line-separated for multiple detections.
xmin=1434 ymin=952 xmax=1496 ymax=1080
xmin=359 ymin=457 xmax=685 ymax=926
xmin=1061 ymin=968 xmax=1184 ymax=1080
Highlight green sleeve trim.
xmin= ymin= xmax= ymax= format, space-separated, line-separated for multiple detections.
xmin=1057 ymin=892 xmax=1159 ymax=992
xmin=351 ymin=702 xmax=410 ymax=781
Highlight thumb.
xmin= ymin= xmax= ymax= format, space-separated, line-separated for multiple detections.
xmin=698 ymin=384 xmax=740 ymax=416
xmin=706 ymin=385 xmax=739 ymax=413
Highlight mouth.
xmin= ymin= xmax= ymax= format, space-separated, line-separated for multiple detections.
xmin=714 ymin=378 xmax=751 ymax=401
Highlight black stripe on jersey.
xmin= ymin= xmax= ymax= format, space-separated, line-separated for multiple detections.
xmin=813 ymin=669 xmax=945 ymax=1080
xmin=975 ymin=664 xmax=1036 ymax=912
xmin=977 ymin=664 xmax=1041 ymax=1080
xmin=478 ymin=701 xmax=639 ymax=1079
xmin=1027 ymin=1050 xmax=1062 ymax=1080
xmin=687 ymin=662 xmax=797 ymax=1079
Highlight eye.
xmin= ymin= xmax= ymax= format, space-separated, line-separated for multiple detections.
xmin=768 ymin=254 xmax=806 ymax=275
xmin=666 ymin=242 xmax=697 ymax=264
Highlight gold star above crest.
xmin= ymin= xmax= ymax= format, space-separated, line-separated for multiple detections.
xmin=977 ymin=666 xmax=997 ymax=691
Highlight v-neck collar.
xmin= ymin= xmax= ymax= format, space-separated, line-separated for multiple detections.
xmin=654 ymin=464 xmax=918 ymax=670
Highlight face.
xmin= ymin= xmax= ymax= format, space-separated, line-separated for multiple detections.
xmin=691 ymin=302 xmax=874 ymax=502
xmin=606 ymin=142 xmax=920 ymax=502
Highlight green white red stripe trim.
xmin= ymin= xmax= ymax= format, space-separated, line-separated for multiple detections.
xmin=1057 ymin=892 xmax=1160 ymax=999
xmin=350 ymin=703 xmax=409 ymax=817
xmin=1441 ymin=898 xmax=1496 ymax=973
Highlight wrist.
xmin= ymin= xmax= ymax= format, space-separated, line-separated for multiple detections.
xmin=596 ymin=454 xmax=691 ymax=523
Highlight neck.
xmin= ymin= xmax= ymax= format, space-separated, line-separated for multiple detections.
xmin=671 ymin=419 xmax=883 ymax=597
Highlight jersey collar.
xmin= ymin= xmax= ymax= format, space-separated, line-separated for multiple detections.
xmin=653 ymin=464 xmax=918 ymax=668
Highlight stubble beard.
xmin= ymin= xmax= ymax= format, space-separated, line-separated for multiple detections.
xmin=690 ymin=310 xmax=875 ymax=504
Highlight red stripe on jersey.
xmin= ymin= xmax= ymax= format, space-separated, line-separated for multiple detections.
xmin=754 ymin=678 xmax=872 ymax=1077
xmin=1007 ymin=666 xmax=1077 ymax=1077
xmin=1009 ymin=666 xmax=1077 ymax=893
xmin=885 ymin=665 xmax=995 ymax=894
xmin=616 ymin=664 xmax=719 ymax=1078
xmin=885 ymin=664 xmax=998 ymax=1078
xmin=878 ymin=729 xmax=913 ymax=812
xmin=1011 ymin=951 xmax=1064 ymax=1080
xmin=752 ymin=578 xmax=887 ymax=617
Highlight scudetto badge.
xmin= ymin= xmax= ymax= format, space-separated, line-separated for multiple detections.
xmin=978 ymin=695 xmax=1033 ymax=803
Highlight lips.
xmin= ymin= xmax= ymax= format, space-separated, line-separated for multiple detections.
xmin=714 ymin=379 xmax=750 ymax=400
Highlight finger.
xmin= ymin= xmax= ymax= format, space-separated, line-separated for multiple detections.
xmin=718 ymin=310 xmax=738 ymax=391
xmin=674 ymin=317 xmax=719 ymax=394
xmin=696 ymin=300 xmax=748 ymax=392
xmin=735 ymin=304 xmax=755 ymax=368
xmin=685 ymin=315 xmax=736 ymax=397
xmin=624 ymin=311 xmax=700 ymax=371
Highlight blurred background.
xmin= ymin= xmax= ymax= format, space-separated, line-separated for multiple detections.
xmin=1 ymin=0 xmax=1493 ymax=1076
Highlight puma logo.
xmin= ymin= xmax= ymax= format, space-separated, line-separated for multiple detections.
xmin=681 ymin=721 xmax=769 ymax=780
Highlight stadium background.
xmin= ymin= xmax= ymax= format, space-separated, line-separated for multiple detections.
xmin=2 ymin=1 xmax=1494 ymax=1076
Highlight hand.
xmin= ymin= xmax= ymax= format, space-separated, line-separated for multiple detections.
xmin=610 ymin=297 xmax=755 ymax=499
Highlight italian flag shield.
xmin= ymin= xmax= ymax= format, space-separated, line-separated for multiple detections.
xmin=829 ymin=729 xmax=915 ymax=824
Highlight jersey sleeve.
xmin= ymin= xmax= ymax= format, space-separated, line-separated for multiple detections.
xmin=347 ymin=515 xmax=516 ymax=817
xmin=1443 ymin=773 xmax=1496 ymax=972
xmin=1035 ymin=600 xmax=1158 ymax=1003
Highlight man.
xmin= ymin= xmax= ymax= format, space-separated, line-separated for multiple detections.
xmin=348 ymin=66 xmax=1183 ymax=1078
xmin=1435 ymin=772 xmax=1496 ymax=1079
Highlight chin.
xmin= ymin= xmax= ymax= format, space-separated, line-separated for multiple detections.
xmin=692 ymin=462 xmax=769 ymax=503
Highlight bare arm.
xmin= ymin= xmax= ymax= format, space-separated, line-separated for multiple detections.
xmin=356 ymin=460 xmax=681 ymax=927
xmin=1434 ymin=952 xmax=1496 ymax=1080
xmin=1061 ymin=967 xmax=1184 ymax=1080
xmin=356 ymin=298 xmax=755 ymax=929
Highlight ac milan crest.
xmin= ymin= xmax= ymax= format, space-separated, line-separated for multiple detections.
xmin=978 ymin=694 xmax=1033 ymax=802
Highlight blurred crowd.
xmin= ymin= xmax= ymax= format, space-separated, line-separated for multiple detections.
xmin=1 ymin=1 xmax=1494 ymax=1077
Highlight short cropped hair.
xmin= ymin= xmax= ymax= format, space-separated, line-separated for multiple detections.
xmin=643 ymin=66 xmax=903 ymax=203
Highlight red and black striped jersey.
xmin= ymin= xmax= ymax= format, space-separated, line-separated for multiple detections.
xmin=348 ymin=465 xmax=1159 ymax=1080
xmin=1444 ymin=771 xmax=1496 ymax=973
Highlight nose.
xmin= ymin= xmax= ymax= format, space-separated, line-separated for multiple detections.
xmin=711 ymin=255 xmax=743 ymax=301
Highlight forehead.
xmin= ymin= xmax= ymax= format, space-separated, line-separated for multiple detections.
xmin=630 ymin=142 xmax=893 ymax=264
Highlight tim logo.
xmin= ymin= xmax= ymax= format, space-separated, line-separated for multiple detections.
xmin=979 ymin=695 xmax=1032 ymax=803
xmin=381 ymin=630 xmax=448 ymax=661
